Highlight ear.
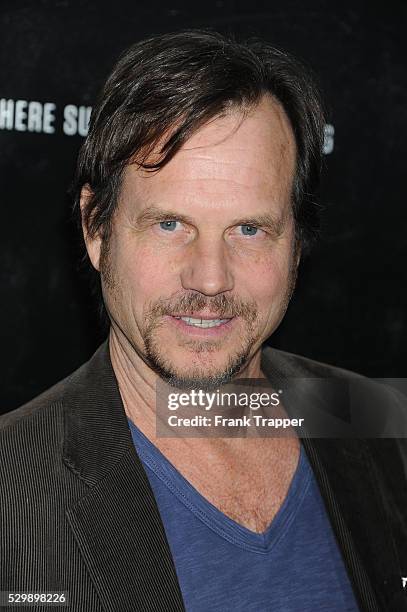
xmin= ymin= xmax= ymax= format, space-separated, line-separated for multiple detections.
xmin=293 ymin=237 xmax=302 ymax=269
xmin=80 ymin=184 xmax=102 ymax=272
xmin=295 ymin=245 xmax=301 ymax=268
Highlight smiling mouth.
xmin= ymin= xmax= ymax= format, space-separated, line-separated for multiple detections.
xmin=172 ymin=316 xmax=231 ymax=328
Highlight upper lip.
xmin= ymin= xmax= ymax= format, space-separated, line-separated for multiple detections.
xmin=169 ymin=313 xmax=234 ymax=320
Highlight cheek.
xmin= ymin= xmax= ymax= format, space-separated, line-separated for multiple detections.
xmin=111 ymin=240 xmax=179 ymax=304
xmin=240 ymin=248 xmax=293 ymax=303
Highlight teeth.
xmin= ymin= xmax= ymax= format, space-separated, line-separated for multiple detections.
xmin=176 ymin=316 xmax=230 ymax=328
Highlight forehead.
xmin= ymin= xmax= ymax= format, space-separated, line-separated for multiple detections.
xmin=120 ymin=94 xmax=296 ymax=210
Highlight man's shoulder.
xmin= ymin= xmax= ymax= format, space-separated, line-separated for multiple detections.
xmin=0 ymin=355 xmax=99 ymax=525
xmin=265 ymin=346 xmax=406 ymax=405
xmin=1 ymin=347 xmax=103 ymax=438
xmin=0 ymin=350 xmax=106 ymax=489
xmin=263 ymin=344 xmax=407 ymax=439
xmin=0 ymin=342 xmax=109 ymax=434
xmin=0 ymin=375 xmax=74 ymax=487
xmin=0 ymin=378 xmax=67 ymax=436
xmin=0 ymin=370 xmax=77 ymax=434
xmin=262 ymin=344 xmax=366 ymax=380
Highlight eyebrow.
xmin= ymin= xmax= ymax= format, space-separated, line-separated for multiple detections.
xmin=134 ymin=205 xmax=288 ymax=237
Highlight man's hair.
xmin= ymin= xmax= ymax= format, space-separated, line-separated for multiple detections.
xmin=71 ymin=29 xmax=326 ymax=323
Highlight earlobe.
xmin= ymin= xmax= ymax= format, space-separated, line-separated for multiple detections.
xmin=294 ymin=238 xmax=302 ymax=269
xmin=80 ymin=184 xmax=102 ymax=272
xmin=295 ymin=248 xmax=301 ymax=269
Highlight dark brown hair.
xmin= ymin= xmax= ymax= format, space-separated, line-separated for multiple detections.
xmin=73 ymin=28 xmax=325 ymax=250
xmin=71 ymin=29 xmax=326 ymax=326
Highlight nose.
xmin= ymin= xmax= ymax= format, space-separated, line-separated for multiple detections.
xmin=180 ymin=236 xmax=234 ymax=296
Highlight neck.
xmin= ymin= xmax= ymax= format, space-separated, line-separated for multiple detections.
xmin=108 ymin=325 xmax=267 ymax=443
xmin=109 ymin=326 xmax=158 ymax=440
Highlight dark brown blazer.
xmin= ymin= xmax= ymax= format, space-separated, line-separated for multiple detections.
xmin=1 ymin=340 xmax=407 ymax=611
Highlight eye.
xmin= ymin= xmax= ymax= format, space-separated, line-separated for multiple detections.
xmin=239 ymin=224 xmax=261 ymax=237
xmin=159 ymin=220 xmax=180 ymax=232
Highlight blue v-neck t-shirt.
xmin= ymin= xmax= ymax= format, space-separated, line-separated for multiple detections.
xmin=128 ymin=419 xmax=359 ymax=611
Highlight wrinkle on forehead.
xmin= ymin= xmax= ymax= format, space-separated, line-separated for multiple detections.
xmin=132 ymin=94 xmax=295 ymax=169
xmin=121 ymin=94 xmax=297 ymax=214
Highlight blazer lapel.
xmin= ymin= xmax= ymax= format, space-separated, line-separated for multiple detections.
xmin=62 ymin=339 xmax=405 ymax=611
xmin=303 ymin=436 xmax=406 ymax=611
xmin=62 ymin=341 xmax=185 ymax=612
xmin=261 ymin=345 xmax=406 ymax=611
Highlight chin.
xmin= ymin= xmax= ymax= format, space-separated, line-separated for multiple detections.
xmin=156 ymin=368 xmax=237 ymax=392
xmin=145 ymin=341 xmax=253 ymax=392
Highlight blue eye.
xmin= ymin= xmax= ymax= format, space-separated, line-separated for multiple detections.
xmin=240 ymin=225 xmax=258 ymax=236
xmin=159 ymin=220 xmax=179 ymax=231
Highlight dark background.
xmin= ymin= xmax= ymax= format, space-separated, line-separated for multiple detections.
xmin=1 ymin=0 xmax=406 ymax=413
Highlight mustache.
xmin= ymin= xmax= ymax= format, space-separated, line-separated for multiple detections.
xmin=147 ymin=293 xmax=258 ymax=321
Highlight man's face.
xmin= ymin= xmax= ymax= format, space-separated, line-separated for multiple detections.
xmin=84 ymin=95 xmax=298 ymax=390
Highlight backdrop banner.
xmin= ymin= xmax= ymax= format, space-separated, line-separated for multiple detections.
xmin=1 ymin=1 xmax=406 ymax=411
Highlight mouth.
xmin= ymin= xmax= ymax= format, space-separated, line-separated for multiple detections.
xmin=172 ymin=315 xmax=231 ymax=328
xmin=164 ymin=314 xmax=236 ymax=337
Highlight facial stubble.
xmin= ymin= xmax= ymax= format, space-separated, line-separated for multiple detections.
xmin=99 ymin=236 xmax=299 ymax=391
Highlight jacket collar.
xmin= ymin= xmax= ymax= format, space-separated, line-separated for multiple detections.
xmin=260 ymin=344 xmax=406 ymax=612
xmin=62 ymin=340 xmax=185 ymax=611
xmin=62 ymin=339 xmax=405 ymax=611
